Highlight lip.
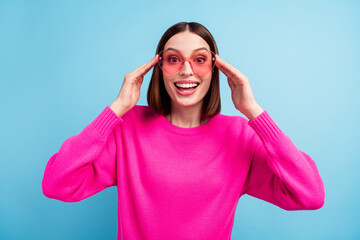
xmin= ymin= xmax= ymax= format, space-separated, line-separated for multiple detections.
xmin=174 ymin=80 xmax=200 ymax=84
xmin=175 ymin=86 xmax=198 ymax=96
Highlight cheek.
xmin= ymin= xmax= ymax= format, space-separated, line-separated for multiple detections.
xmin=162 ymin=74 xmax=174 ymax=93
xmin=201 ymin=75 xmax=212 ymax=91
xmin=162 ymin=71 xmax=173 ymax=84
xmin=162 ymin=73 xmax=169 ymax=85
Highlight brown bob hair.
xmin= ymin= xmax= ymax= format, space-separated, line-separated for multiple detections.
xmin=147 ymin=22 xmax=221 ymax=118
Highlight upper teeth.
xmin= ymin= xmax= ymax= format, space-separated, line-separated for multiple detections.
xmin=175 ymin=83 xmax=199 ymax=88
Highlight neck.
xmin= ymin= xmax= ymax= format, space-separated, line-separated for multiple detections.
xmin=166 ymin=101 xmax=208 ymax=128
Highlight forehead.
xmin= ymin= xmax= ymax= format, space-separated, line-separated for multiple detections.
xmin=164 ymin=31 xmax=210 ymax=55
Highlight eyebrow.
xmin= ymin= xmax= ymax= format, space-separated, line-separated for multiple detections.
xmin=164 ymin=47 xmax=209 ymax=53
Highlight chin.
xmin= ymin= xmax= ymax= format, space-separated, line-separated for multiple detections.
xmin=174 ymin=99 xmax=202 ymax=108
xmin=170 ymin=91 xmax=205 ymax=109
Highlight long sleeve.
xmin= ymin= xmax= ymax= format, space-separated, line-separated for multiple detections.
xmin=42 ymin=106 xmax=123 ymax=202
xmin=241 ymin=110 xmax=325 ymax=210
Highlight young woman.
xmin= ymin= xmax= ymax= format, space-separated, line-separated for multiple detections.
xmin=42 ymin=22 xmax=325 ymax=240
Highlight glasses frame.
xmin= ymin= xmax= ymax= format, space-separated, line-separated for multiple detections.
xmin=157 ymin=49 xmax=216 ymax=76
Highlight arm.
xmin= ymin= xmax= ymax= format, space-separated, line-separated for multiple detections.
xmin=241 ymin=110 xmax=325 ymax=211
xmin=42 ymin=54 xmax=158 ymax=202
xmin=42 ymin=106 xmax=123 ymax=202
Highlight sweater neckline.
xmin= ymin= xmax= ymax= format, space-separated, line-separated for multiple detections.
xmin=158 ymin=112 xmax=221 ymax=136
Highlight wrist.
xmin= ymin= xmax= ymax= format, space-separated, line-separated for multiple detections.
xmin=246 ymin=104 xmax=264 ymax=121
xmin=110 ymin=100 xmax=129 ymax=118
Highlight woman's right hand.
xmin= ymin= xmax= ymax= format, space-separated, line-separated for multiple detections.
xmin=110 ymin=54 xmax=159 ymax=117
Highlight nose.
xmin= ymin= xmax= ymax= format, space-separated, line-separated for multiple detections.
xmin=179 ymin=60 xmax=194 ymax=76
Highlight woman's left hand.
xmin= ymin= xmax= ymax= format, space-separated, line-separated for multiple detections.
xmin=215 ymin=54 xmax=264 ymax=121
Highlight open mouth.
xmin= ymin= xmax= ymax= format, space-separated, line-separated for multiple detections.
xmin=174 ymin=83 xmax=199 ymax=90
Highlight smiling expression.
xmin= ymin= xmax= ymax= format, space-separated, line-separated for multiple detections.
xmin=161 ymin=31 xmax=213 ymax=109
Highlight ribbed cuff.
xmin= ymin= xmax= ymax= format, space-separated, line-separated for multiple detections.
xmin=91 ymin=106 xmax=123 ymax=137
xmin=248 ymin=110 xmax=282 ymax=143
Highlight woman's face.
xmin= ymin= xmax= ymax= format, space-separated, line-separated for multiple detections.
xmin=162 ymin=31 xmax=213 ymax=110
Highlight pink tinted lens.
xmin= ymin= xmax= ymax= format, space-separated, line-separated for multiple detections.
xmin=158 ymin=50 xmax=215 ymax=76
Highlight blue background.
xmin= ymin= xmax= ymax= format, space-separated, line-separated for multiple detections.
xmin=1 ymin=0 xmax=359 ymax=239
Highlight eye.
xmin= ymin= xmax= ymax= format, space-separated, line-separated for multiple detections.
xmin=168 ymin=56 xmax=180 ymax=64
xmin=194 ymin=56 xmax=206 ymax=63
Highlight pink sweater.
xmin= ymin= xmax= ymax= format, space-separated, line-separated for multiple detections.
xmin=42 ymin=105 xmax=325 ymax=240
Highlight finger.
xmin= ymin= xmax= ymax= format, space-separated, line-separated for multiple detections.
xmin=133 ymin=54 xmax=159 ymax=77
xmin=215 ymin=55 xmax=238 ymax=79
xmin=127 ymin=54 xmax=157 ymax=77
xmin=130 ymin=55 xmax=158 ymax=86
xmin=215 ymin=55 xmax=247 ymax=80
